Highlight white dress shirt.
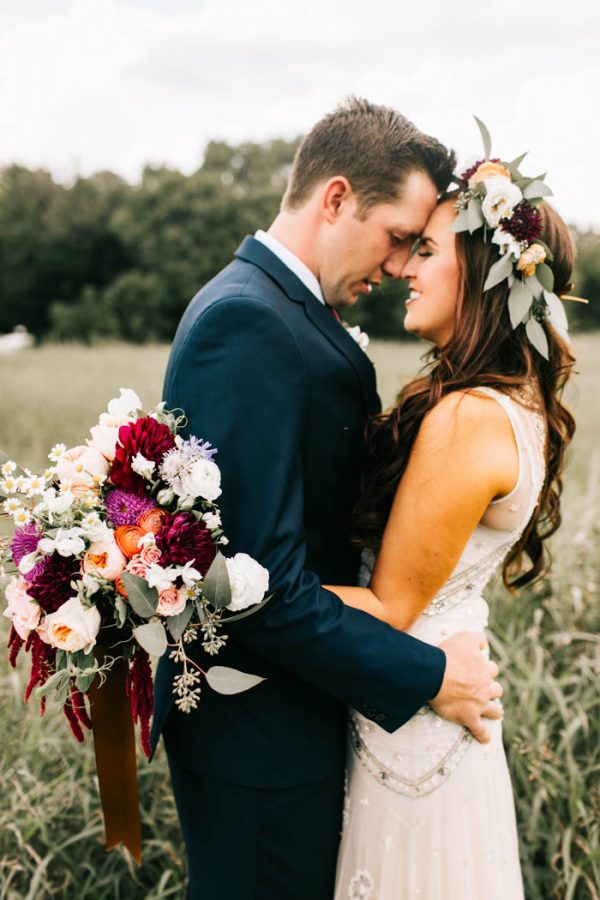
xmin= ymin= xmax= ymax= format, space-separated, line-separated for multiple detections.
xmin=254 ymin=230 xmax=325 ymax=305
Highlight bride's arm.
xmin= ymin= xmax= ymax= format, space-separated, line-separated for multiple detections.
xmin=324 ymin=391 xmax=519 ymax=631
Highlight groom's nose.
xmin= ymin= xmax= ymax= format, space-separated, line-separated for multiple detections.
xmin=382 ymin=244 xmax=411 ymax=279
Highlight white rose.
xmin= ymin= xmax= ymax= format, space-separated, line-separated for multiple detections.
xmin=131 ymin=452 xmax=156 ymax=480
xmin=481 ymin=176 xmax=523 ymax=228
xmin=225 ymin=553 xmax=269 ymax=612
xmin=182 ymin=458 xmax=222 ymax=502
xmin=203 ymin=511 xmax=222 ymax=530
xmin=44 ymin=596 xmax=101 ymax=654
xmin=106 ymin=388 xmax=142 ymax=419
xmin=491 ymin=227 xmax=522 ymax=260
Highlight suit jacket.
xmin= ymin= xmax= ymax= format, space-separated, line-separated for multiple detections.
xmin=150 ymin=236 xmax=446 ymax=787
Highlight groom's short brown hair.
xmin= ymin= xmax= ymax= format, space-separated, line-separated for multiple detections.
xmin=283 ymin=97 xmax=455 ymax=216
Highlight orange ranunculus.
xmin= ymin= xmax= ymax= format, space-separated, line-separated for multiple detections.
xmin=137 ymin=507 xmax=169 ymax=534
xmin=114 ymin=525 xmax=145 ymax=558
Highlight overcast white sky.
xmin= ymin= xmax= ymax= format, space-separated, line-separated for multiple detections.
xmin=1 ymin=0 xmax=598 ymax=226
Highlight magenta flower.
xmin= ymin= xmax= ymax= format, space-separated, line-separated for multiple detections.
xmin=11 ymin=523 xmax=42 ymax=566
xmin=156 ymin=512 xmax=216 ymax=574
xmin=502 ymin=202 xmax=542 ymax=243
xmin=105 ymin=489 xmax=156 ymax=528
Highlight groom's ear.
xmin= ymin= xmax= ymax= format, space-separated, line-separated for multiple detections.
xmin=321 ymin=176 xmax=353 ymax=222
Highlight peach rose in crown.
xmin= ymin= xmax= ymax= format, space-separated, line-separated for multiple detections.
xmin=83 ymin=537 xmax=127 ymax=581
xmin=44 ymin=596 xmax=101 ymax=654
xmin=469 ymin=160 xmax=511 ymax=187
xmin=516 ymin=243 xmax=547 ymax=278
xmin=156 ymin=586 xmax=187 ymax=617
xmin=3 ymin=576 xmax=41 ymax=640
xmin=55 ymin=445 xmax=109 ymax=496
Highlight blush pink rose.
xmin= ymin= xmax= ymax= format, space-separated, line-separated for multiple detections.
xmin=115 ymin=554 xmax=150 ymax=598
xmin=56 ymin=445 xmax=110 ymax=496
xmin=3 ymin=576 xmax=41 ymax=640
xmin=82 ymin=538 xmax=127 ymax=581
xmin=156 ymin=586 xmax=187 ymax=617
xmin=140 ymin=545 xmax=162 ymax=566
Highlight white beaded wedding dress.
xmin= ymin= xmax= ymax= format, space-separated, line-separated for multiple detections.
xmin=335 ymin=388 xmax=546 ymax=900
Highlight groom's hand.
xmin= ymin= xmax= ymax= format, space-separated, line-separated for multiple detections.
xmin=430 ymin=632 xmax=503 ymax=744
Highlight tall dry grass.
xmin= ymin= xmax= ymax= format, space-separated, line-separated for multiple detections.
xmin=0 ymin=336 xmax=598 ymax=898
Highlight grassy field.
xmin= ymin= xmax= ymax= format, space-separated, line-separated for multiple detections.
xmin=0 ymin=337 xmax=598 ymax=899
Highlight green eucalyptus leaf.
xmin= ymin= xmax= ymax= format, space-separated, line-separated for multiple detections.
xmin=467 ymin=198 xmax=485 ymax=233
xmin=451 ymin=208 xmax=470 ymax=233
xmin=121 ymin=573 xmax=159 ymax=618
xmin=205 ymin=666 xmax=266 ymax=695
xmin=525 ymin=274 xmax=544 ymax=296
xmin=474 ymin=116 xmax=492 ymax=159
xmin=544 ymin=290 xmax=570 ymax=342
xmin=75 ymin=671 xmax=97 ymax=693
xmin=133 ymin=621 xmax=168 ymax=657
xmin=508 ymin=279 xmax=534 ymax=328
xmin=223 ymin=592 xmax=274 ymax=623
xmin=202 ymin=552 xmax=232 ymax=610
xmin=525 ymin=318 xmax=549 ymax=359
xmin=509 ymin=151 xmax=528 ymax=170
xmin=167 ymin=603 xmax=195 ymax=642
xmin=523 ymin=180 xmax=553 ymax=200
xmin=55 ymin=649 xmax=68 ymax=671
xmin=483 ymin=253 xmax=513 ymax=292
xmin=114 ymin=596 xmax=128 ymax=628
xmin=536 ymin=262 xmax=555 ymax=292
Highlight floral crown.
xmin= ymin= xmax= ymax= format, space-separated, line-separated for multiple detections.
xmin=452 ymin=118 xmax=583 ymax=359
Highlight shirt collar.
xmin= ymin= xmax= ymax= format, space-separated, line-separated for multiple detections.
xmin=254 ymin=230 xmax=325 ymax=305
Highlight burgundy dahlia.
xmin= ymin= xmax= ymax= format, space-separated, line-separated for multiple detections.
xmin=502 ymin=202 xmax=542 ymax=243
xmin=105 ymin=489 xmax=157 ymax=527
xmin=156 ymin=512 xmax=216 ymax=574
xmin=110 ymin=416 xmax=176 ymax=496
xmin=11 ymin=523 xmax=42 ymax=566
xmin=26 ymin=553 xmax=80 ymax=613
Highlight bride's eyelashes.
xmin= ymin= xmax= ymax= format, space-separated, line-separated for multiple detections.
xmin=417 ymin=250 xmax=433 ymax=258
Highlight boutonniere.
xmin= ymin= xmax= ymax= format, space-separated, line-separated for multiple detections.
xmin=342 ymin=322 xmax=370 ymax=351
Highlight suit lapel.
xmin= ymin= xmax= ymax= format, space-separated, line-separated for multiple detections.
xmin=235 ymin=236 xmax=380 ymax=415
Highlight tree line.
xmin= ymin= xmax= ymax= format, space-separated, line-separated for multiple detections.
xmin=1 ymin=137 xmax=598 ymax=343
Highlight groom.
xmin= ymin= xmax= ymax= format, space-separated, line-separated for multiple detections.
xmin=151 ymin=98 xmax=502 ymax=899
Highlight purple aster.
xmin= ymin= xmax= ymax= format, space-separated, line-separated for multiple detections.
xmin=104 ymin=489 xmax=156 ymax=528
xmin=11 ymin=523 xmax=42 ymax=566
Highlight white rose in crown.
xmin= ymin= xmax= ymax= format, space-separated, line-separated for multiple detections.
xmin=225 ymin=553 xmax=269 ymax=612
xmin=43 ymin=596 xmax=101 ymax=654
xmin=481 ymin=176 xmax=523 ymax=228
xmin=180 ymin=458 xmax=222 ymax=502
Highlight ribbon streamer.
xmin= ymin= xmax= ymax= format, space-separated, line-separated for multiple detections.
xmin=89 ymin=649 xmax=142 ymax=864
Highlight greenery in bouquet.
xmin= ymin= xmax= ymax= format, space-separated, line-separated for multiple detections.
xmin=1 ymin=389 xmax=269 ymax=757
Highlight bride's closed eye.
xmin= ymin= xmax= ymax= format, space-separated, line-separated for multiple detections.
xmin=417 ymin=250 xmax=433 ymax=258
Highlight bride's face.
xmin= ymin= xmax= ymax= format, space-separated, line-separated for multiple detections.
xmin=401 ymin=200 xmax=460 ymax=347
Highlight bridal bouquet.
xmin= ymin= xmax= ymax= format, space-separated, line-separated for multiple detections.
xmin=1 ymin=389 xmax=269 ymax=761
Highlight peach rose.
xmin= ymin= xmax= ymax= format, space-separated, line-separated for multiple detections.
xmin=114 ymin=525 xmax=145 ymax=559
xmin=44 ymin=596 xmax=101 ymax=654
xmin=116 ymin=555 xmax=149 ymax=598
xmin=3 ymin=576 xmax=41 ymax=640
xmin=156 ymin=586 xmax=187 ymax=617
xmin=469 ymin=160 xmax=511 ymax=186
xmin=138 ymin=507 xmax=169 ymax=534
xmin=55 ymin=445 xmax=109 ymax=497
xmin=516 ymin=243 xmax=547 ymax=278
xmin=83 ymin=538 xmax=127 ymax=581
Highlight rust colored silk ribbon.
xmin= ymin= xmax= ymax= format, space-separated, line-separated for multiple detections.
xmin=89 ymin=650 xmax=142 ymax=864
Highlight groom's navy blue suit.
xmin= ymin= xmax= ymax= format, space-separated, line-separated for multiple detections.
xmin=151 ymin=236 xmax=446 ymax=899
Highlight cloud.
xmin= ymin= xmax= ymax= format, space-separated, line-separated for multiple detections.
xmin=0 ymin=0 xmax=598 ymax=225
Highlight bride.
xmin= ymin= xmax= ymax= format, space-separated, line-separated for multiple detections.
xmin=329 ymin=146 xmax=576 ymax=898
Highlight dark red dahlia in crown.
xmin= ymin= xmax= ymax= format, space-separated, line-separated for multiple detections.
xmin=110 ymin=416 xmax=176 ymax=496
xmin=156 ymin=512 xmax=216 ymax=574
xmin=501 ymin=202 xmax=542 ymax=243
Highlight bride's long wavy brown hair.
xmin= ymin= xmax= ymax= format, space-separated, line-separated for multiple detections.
xmin=354 ymin=199 xmax=576 ymax=589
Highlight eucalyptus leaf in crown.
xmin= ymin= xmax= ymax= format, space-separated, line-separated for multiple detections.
xmin=452 ymin=117 xmax=569 ymax=360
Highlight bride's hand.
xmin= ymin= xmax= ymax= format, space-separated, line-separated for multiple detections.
xmin=430 ymin=631 xmax=503 ymax=743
